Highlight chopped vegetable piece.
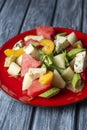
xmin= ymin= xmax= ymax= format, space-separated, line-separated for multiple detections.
xmin=16 ymin=55 xmax=22 ymax=66
xmin=67 ymin=80 xmax=84 ymax=92
xmin=24 ymin=39 xmax=41 ymax=48
xmin=22 ymin=73 xmax=33 ymax=90
xmin=36 ymin=26 xmax=54 ymax=39
xmin=53 ymin=53 xmax=65 ymax=68
xmin=67 ymin=48 xmax=85 ymax=59
xmin=74 ymin=51 xmax=87 ymax=73
xmin=67 ymin=32 xmax=77 ymax=45
xmin=4 ymin=48 xmax=25 ymax=57
xmin=73 ymin=40 xmax=82 ymax=48
xmin=13 ymin=40 xmax=23 ymax=50
xmin=72 ymin=73 xmax=81 ymax=88
xmin=52 ymin=70 xmax=66 ymax=88
xmin=21 ymin=54 xmax=42 ymax=76
xmin=4 ymin=55 xmax=16 ymax=67
xmin=39 ymin=87 xmax=60 ymax=98
xmin=40 ymin=39 xmax=54 ymax=55
xmin=24 ymin=44 xmax=40 ymax=60
xmin=62 ymin=67 xmax=74 ymax=81
xmin=24 ymin=35 xmax=44 ymax=41
xmin=27 ymin=79 xmax=51 ymax=99
xmin=28 ymin=68 xmax=46 ymax=80
xmin=39 ymin=71 xmax=53 ymax=85
xmin=8 ymin=62 xmax=21 ymax=76
xmin=56 ymin=32 xmax=67 ymax=37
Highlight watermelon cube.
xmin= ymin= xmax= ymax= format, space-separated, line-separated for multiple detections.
xmin=21 ymin=54 xmax=42 ymax=76
xmin=36 ymin=26 xmax=54 ymax=39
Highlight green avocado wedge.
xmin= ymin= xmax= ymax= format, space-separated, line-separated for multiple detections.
xmin=39 ymin=87 xmax=60 ymax=98
xmin=67 ymin=48 xmax=85 ymax=59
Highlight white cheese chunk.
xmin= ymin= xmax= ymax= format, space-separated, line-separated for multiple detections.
xmin=28 ymin=68 xmax=46 ymax=80
xmin=24 ymin=44 xmax=40 ymax=60
xmin=16 ymin=55 xmax=22 ymax=66
xmin=67 ymin=32 xmax=77 ymax=45
xmin=8 ymin=62 xmax=21 ymax=76
xmin=13 ymin=40 xmax=23 ymax=50
xmin=54 ymin=36 xmax=69 ymax=53
xmin=22 ymin=73 xmax=33 ymax=90
xmin=74 ymin=51 xmax=87 ymax=73
xmin=24 ymin=35 xmax=44 ymax=41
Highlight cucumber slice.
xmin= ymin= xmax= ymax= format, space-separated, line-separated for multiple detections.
xmin=52 ymin=70 xmax=66 ymax=88
xmin=39 ymin=87 xmax=60 ymax=98
xmin=53 ymin=53 xmax=65 ymax=68
xmin=67 ymin=32 xmax=77 ymax=45
xmin=67 ymin=48 xmax=85 ymax=59
xmin=62 ymin=67 xmax=74 ymax=81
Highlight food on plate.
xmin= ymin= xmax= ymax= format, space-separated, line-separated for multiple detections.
xmin=4 ymin=26 xmax=87 ymax=100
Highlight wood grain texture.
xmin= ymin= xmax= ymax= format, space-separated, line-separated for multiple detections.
xmin=0 ymin=0 xmax=30 ymax=46
xmin=0 ymin=0 xmax=6 ymax=11
xmin=21 ymin=0 xmax=56 ymax=32
xmin=53 ymin=0 xmax=82 ymax=30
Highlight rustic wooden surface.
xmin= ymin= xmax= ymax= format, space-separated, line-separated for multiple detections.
xmin=0 ymin=0 xmax=87 ymax=130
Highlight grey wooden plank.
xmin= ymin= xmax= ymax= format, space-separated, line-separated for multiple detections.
xmin=0 ymin=92 xmax=33 ymax=130
xmin=53 ymin=0 xmax=82 ymax=31
xmin=0 ymin=0 xmax=6 ymax=11
xmin=21 ymin=0 xmax=56 ymax=32
xmin=0 ymin=0 xmax=30 ymax=46
xmin=0 ymin=0 xmax=35 ymax=130
xmin=31 ymin=0 xmax=83 ymax=130
xmin=76 ymin=0 xmax=87 ymax=130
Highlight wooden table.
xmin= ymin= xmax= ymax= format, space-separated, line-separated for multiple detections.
xmin=0 ymin=0 xmax=87 ymax=130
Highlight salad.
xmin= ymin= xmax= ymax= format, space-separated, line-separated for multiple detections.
xmin=4 ymin=26 xmax=87 ymax=100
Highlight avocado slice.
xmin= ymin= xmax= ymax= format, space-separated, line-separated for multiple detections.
xmin=67 ymin=48 xmax=85 ymax=59
xmin=39 ymin=87 xmax=60 ymax=98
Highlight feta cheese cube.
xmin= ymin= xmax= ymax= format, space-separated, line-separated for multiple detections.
xmin=13 ymin=40 xmax=23 ymax=50
xmin=54 ymin=36 xmax=69 ymax=53
xmin=28 ymin=68 xmax=46 ymax=80
xmin=24 ymin=44 xmax=40 ymax=60
xmin=8 ymin=62 xmax=21 ymax=76
xmin=74 ymin=51 xmax=87 ymax=73
xmin=24 ymin=35 xmax=44 ymax=41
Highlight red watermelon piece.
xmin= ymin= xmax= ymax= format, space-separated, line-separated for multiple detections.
xmin=24 ymin=39 xmax=42 ymax=48
xmin=21 ymin=54 xmax=42 ymax=76
xmin=27 ymin=79 xmax=51 ymax=99
xmin=36 ymin=26 xmax=54 ymax=39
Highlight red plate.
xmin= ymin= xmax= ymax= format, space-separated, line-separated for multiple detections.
xmin=0 ymin=27 xmax=87 ymax=107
